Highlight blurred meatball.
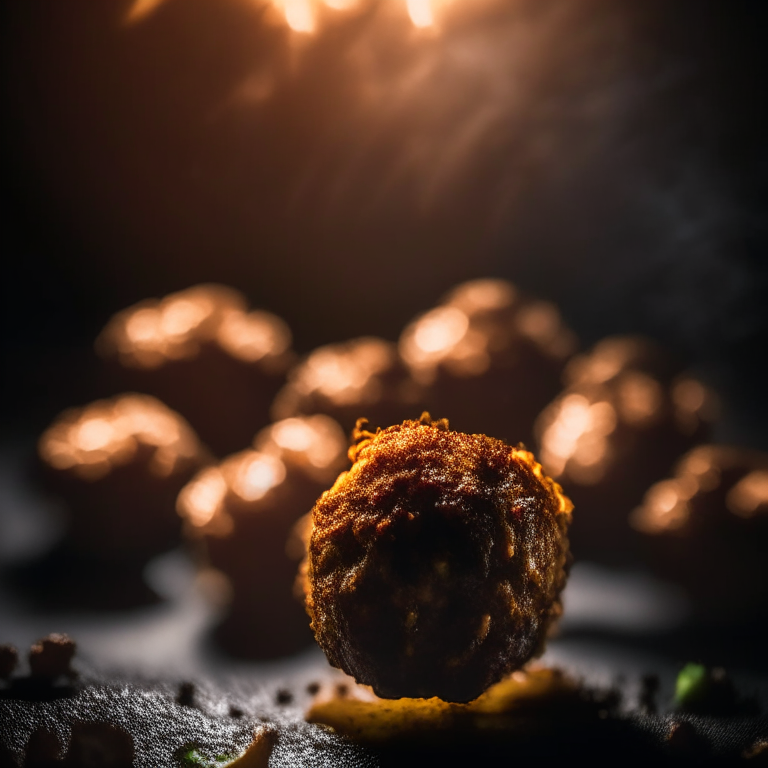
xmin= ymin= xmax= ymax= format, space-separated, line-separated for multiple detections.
xmin=535 ymin=336 xmax=718 ymax=561
xmin=0 ymin=646 xmax=18 ymax=680
xmin=271 ymin=337 xmax=425 ymax=434
xmin=28 ymin=634 xmax=76 ymax=681
xmin=177 ymin=415 xmax=348 ymax=657
xmin=38 ymin=394 xmax=208 ymax=561
xmin=97 ymin=284 xmax=294 ymax=456
xmin=631 ymin=445 xmax=768 ymax=623
xmin=304 ymin=415 xmax=572 ymax=702
xmin=399 ymin=279 xmax=577 ymax=448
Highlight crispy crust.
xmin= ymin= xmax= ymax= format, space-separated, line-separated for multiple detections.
xmin=305 ymin=415 xmax=572 ymax=702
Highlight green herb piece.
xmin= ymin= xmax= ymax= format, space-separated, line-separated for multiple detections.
xmin=177 ymin=746 xmax=236 ymax=767
xmin=674 ymin=662 xmax=708 ymax=707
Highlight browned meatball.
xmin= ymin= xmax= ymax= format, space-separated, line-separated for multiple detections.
xmin=0 ymin=645 xmax=18 ymax=680
xmin=38 ymin=394 xmax=209 ymax=560
xmin=29 ymin=634 xmax=76 ymax=680
xmin=399 ymin=279 xmax=577 ymax=448
xmin=535 ymin=336 xmax=717 ymax=560
xmin=305 ymin=415 xmax=572 ymax=703
xmin=177 ymin=415 xmax=348 ymax=657
xmin=97 ymin=284 xmax=294 ymax=456
xmin=271 ymin=336 xmax=424 ymax=434
xmin=631 ymin=444 xmax=768 ymax=623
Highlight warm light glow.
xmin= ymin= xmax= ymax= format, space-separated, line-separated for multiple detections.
xmin=407 ymin=0 xmax=434 ymax=27
xmin=617 ymin=372 xmax=662 ymax=426
xmin=97 ymin=285 xmax=292 ymax=371
xmin=672 ymin=378 xmax=707 ymax=413
xmin=671 ymin=377 xmax=717 ymax=435
xmin=631 ymin=479 xmax=691 ymax=534
xmin=232 ymin=453 xmax=287 ymax=501
xmin=125 ymin=308 xmax=162 ymax=346
xmin=632 ymin=446 xmax=768 ymax=535
xmin=39 ymin=395 xmax=202 ymax=481
xmin=160 ymin=298 xmax=209 ymax=338
xmin=124 ymin=0 xmax=166 ymax=23
xmin=538 ymin=394 xmax=616 ymax=482
xmin=681 ymin=448 xmax=714 ymax=476
xmin=538 ymin=337 xmax=706 ymax=486
xmin=566 ymin=338 xmax=642 ymax=387
xmin=305 ymin=352 xmax=364 ymax=401
xmin=727 ymin=471 xmax=768 ymax=518
xmin=292 ymin=338 xmax=396 ymax=406
xmin=74 ymin=418 xmax=116 ymax=453
xmin=127 ymin=0 xmax=454 ymax=34
xmin=516 ymin=303 xmax=559 ymax=344
xmin=400 ymin=306 xmax=480 ymax=378
xmin=178 ymin=449 xmax=295 ymax=532
xmin=116 ymin=398 xmax=181 ymax=447
xmin=256 ymin=415 xmax=347 ymax=474
xmin=446 ymin=279 xmax=516 ymax=313
xmin=402 ymin=280 xmax=575 ymax=385
xmin=272 ymin=418 xmax=316 ymax=452
xmin=216 ymin=309 xmax=291 ymax=363
xmin=283 ymin=0 xmax=316 ymax=32
xmin=178 ymin=468 xmax=228 ymax=528
xmin=99 ymin=286 xmax=239 ymax=368
xmin=678 ymin=447 xmax=720 ymax=491
xmin=177 ymin=450 xmax=289 ymax=532
xmin=414 ymin=307 xmax=469 ymax=354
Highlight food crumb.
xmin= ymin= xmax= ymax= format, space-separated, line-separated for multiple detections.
xmin=177 ymin=681 xmax=197 ymax=707
xmin=275 ymin=688 xmax=293 ymax=705
xmin=0 ymin=645 xmax=18 ymax=680
xmin=28 ymin=634 xmax=76 ymax=680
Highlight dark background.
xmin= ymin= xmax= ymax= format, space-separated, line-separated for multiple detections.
xmin=2 ymin=0 xmax=767 ymax=445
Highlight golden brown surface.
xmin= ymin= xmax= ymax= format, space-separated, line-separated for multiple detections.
xmin=305 ymin=415 xmax=572 ymax=702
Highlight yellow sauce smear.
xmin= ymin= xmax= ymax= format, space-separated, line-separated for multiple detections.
xmin=306 ymin=665 xmax=579 ymax=743
xmin=223 ymin=728 xmax=275 ymax=768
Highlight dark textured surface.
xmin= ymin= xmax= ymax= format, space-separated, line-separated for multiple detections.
xmin=0 ymin=673 xmax=378 ymax=768
xmin=2 ymin=669 xmax=767 ymax=767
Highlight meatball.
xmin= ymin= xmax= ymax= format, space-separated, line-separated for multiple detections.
xmin=97 ymin=284 xmax=294 ymax=456
xmin=30 ymin=395 xmax=210 ymax=609
xmin=38 ymin=394 xmax=209 ymax=560
xmin=399 ymin=279 xmax=577 ymax=448
xmin=177 ymin=415 xmax=348 ymax=657
xmin=535 ymin=336 xmax=717 ymax=561
xmin=631 ymin=444 xmax=768 ymax=623
xmin=304 ymin=415 xmax=572 ymax=703
xmin=28 ymin=634 xmax=76 ymax=680
xmin=271 ymin=336 xmax=424 ymax=434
